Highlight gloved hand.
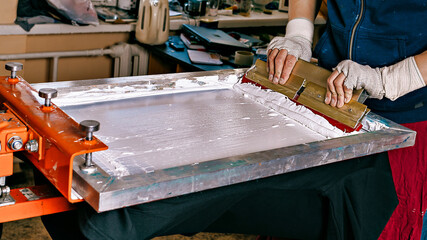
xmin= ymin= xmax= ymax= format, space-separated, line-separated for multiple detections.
xmin=267 ymin=36 xmax=312 ymax=62
xmin=325 ymin=57 xmax=426 ymax=108
xmin=267 ymin=18 xmax=314 ymax=84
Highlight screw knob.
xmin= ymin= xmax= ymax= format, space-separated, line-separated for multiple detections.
xmin=80 ymin=120 xmax=100 ymax=141
xmin=5 ymin=62 xmax=23 ymax=79
xmin=38 ymin=88 xmax=58 ymax=107
xmin=79 ymin=120 xmax=100 ymax=174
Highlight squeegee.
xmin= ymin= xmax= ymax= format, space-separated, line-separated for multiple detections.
xmin=241 ymin=59 xmax=370 ymax=132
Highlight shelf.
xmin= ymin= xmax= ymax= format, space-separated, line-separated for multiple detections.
xmin=0 ymin=11 xmax=326 ymax=36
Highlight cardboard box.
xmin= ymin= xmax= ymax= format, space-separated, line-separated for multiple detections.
xmin=0 ymin=0 xmax=18 ymax=24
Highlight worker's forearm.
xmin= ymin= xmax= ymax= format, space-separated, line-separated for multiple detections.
xmin=289 ymin=0 xmax=318 ymax=22
xmin=414 ymin=50 xmax=427 ymax=84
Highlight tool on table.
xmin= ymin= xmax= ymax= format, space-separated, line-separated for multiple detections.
xmin=181 ymin=24 xmax=250 ymax=53
xmin=241 ymin=59 xmax=370 ymax=132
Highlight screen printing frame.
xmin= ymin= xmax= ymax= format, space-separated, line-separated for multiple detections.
xmin=32 ymin=69 xmax=416 ymax=212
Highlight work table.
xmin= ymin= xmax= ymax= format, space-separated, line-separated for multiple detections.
xmin=31 ymin=69 xmax=414 ymax=212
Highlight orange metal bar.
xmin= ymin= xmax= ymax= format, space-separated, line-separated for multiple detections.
xmin=0 ymin=76 xmax=108 ymax=203
xmin=0 ymin=153 xmax=13 ymax=177
xmin=0 ymin=185 xmax=76 ymax=223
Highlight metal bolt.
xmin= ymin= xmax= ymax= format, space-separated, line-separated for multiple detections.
xmin=79 ymin=152 xmax=97 ymax=174
xmin=0 ymin=185 xmax=10 ymax=198
xmin=84 ymin=153 xmax=94 ymax=167
xmin=5 ymin=62 xmax=23 ymax=79
xmin=79 ymin=120 xmax=100 ymax=174
xmin=38 ymin=88 xmax=58 ymax=107
xmin=8 ymin=136 xmax=23 ymax=151
xmin=0 ymin=177 xmax=11 ymax=201
xmin=25 ymin=139 xmax=39 ymax=153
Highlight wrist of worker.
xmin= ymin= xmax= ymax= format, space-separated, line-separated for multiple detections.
xmin=267 ymin=18 xmax=314 ymax=51
xmin=339 ymin=57 xmax=426 ymax=101
xmin=380 ymin=56 xmax=426 ymax=101
xmin=285 ymin=18 xmax=314 ymax=44
xmin=267 ymin=18 xmax=314 ymax=61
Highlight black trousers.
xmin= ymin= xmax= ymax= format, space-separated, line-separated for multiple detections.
xmin=42 ymin=152 xmax=397 ymax=240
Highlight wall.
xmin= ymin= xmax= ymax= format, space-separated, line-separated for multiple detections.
xmin=0 ymin=0 xmax=18 ymax=25
xmin=0 ymin=32 xmax=129 ymax=83
xmin=0 ymin=35 xmax=26 ymax=80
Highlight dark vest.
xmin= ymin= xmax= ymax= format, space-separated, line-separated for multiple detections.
xmin=313 ymin=0 xmax=427 ymax=124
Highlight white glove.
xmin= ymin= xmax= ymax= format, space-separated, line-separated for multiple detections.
xmin=267 ymin=18 xmax=314 ymax=62
xmin=267 ymin=36 xmax=312 ymax=62
xmin=334 ymin=57 xmax=426 ymax=101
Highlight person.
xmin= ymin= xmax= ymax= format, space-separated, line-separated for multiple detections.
xmin=267 ymin=0 xmax=427 ymax=239
xmin=40 ymin=2 xmax=424 ymax=239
